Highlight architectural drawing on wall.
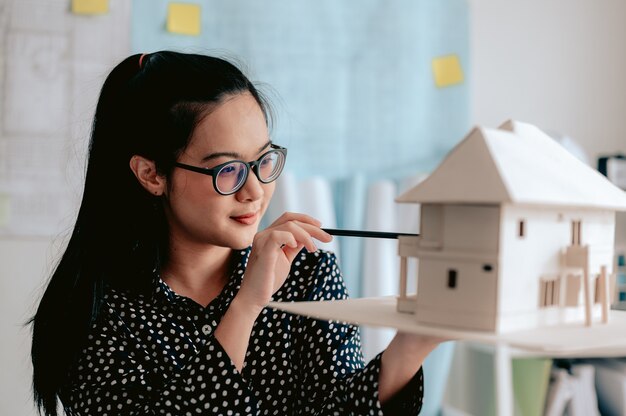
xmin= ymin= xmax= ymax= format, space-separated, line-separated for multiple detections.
xmin=270 ymin=120 xmax=626 ymax=355
xmin=0 ymin=0 xmax=131 ymax=237
xmin=4 ymin=31 xmax=70 ymax=137
xmin=395 ymin=120 xmax=626 ymax=333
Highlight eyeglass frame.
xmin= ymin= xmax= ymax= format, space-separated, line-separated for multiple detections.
xmin=173 ymin=143 xmax=288 ymax=196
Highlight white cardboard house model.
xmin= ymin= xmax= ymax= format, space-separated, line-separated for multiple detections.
xmin=395 ymin=120 xmax=626 ymax=333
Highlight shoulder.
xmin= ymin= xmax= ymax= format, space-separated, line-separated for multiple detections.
xmin=273 ymin=249 xmax=347 ymax=302
xmin=69 ymin=287 xmax=135 ymax=370
xmin=85 ymin=284 xmax=151 ymax=342
xmin=102 ymin=284 xmax=148 ymax=316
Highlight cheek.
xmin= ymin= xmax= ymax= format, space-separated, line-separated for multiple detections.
xmin=168 ymin=175 xmax=224 ymax=215
xmin=170 ymin=172 xmax=215 ymax=200
xmin=262 ymin=183 xmax=276 ymax=208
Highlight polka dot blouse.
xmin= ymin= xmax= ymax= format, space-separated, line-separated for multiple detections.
xmin=62 ymin=248 xmax=424 ymax=415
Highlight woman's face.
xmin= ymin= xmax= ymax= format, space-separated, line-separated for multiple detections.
xmin=163 ymin=92 xmax=275 ymax=250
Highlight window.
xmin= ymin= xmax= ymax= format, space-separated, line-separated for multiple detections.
xmin=447 ymin=269 xmax=457 ymax=289
xmin=571 ymin=220 xmax=582 ymax=245
xmin=539 ymin=278 xmax=560 ymax=308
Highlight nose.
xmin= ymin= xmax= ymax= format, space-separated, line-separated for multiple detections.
xmin=235 ymin=167 xmax=264 ymax=202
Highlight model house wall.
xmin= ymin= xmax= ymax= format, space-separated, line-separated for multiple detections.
xmin=497 ymin=205 xmax=615 ymax=332
xmin=415 ymin=204 xmax=500 ymax=331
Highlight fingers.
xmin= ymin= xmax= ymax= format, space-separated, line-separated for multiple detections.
xmin=263 ymin=230 xmax=298 ymax=249
xmin=250 ymin=230 xmax=298 ymax=269
xmin=270 ymin=212 xmax=321 ymax=228
xmin=265 ymin=213 xmax=332 ymax=250
xmin=272 ymin=221 xmax=315 ymax=252
xmin=293 ymin=221 xmax=333 ymax=244
xmin=279 ymin=221 xmax=333 ymax=252
xmin=282 ymin=243 xmax=305 ymax=260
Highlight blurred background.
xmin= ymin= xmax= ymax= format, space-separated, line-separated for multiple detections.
xmin=1 ymin=0 xmax=626 ymax=415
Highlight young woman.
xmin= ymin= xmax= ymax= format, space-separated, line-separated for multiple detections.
xmin=31 ymin=51 xmax=441 ymax=415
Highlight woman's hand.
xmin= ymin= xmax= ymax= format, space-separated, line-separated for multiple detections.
xmin=217 ymin=213 xmax=331 ymax=371
xmin=236 ymin=212 xmax=333 ymax=315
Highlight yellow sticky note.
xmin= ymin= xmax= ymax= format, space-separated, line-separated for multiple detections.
xmin=0 ymin=193 xmax=10 ymax=227
xmin=71 ymin=0 xmax=109 ymax=15
xmin=432 ymin=54 xmax=464 ymax=88
xmin=167 ymin=3 xmax=201 ymax=36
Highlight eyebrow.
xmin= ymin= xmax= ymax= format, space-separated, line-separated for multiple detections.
xmin=200 ymin=140 xmax=272 ymax=163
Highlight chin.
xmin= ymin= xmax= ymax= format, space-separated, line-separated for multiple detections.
xmin=228 ymin=235 xmax=255 ymax=250
xmin=222 ymin=218 xmax=262 ymax=250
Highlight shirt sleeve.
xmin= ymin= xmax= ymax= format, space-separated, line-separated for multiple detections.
xmin=63 ymin=305 xmax=259 ymax=416
xmin=291 ymin=250 xmax=424 ymax=416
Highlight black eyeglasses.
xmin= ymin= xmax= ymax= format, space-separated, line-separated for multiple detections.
xmin=174 ymin=144 xmax=287 ymax=195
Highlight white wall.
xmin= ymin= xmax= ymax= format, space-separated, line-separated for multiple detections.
xmin=0 ymin=1 xmax=131 ymax=415
xmin=0 ymin=237 xmax=57 ymax=416
xmin=469 ymin=0 xmax=626 ymax=162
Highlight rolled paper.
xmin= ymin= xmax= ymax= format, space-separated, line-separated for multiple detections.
xmin=263 ymin=171 xmax=298 ymax=227
xmin=361 ymin=180 xmax=398 ymax=360
xmin=335 ymin=174 xmax=366 ymax=298
xmin=298 ymin=177 xmax=339 ymax=255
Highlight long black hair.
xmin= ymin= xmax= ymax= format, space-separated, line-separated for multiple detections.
xmin=30 ymin=51 xmax=271 ymax=416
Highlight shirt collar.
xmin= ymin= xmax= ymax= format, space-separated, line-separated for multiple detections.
xmin=151 ymin=246 xmax=251 ymax=309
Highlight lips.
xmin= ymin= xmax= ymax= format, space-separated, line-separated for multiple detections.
xmin=230 ymin=212 xmax=258 ymax=225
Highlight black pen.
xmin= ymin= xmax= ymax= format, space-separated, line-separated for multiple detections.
xmin=322 ymin=228 xmax=419 ymax=240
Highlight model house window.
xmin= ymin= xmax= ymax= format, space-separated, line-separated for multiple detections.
xmin=447 ymin=269 xmax=457 ymax=289
xmin=518 ymin=220 xmax=525 ymax=238
xmin=571 ymin=220 xmax=582 ymax=245
xmin=483 ymin=264 xmax=493 ymax=272
xmin=540 ymin=278 xmax=560 ymax=307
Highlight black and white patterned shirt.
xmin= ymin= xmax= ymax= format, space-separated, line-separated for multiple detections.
xmin=62 ymin=248 xmax=424 ymax=415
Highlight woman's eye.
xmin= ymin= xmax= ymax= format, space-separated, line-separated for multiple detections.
xmin=221 ymin=165 xmax=236 ymax=174
xmin=261 ymin=155 xmax=276 ymax=168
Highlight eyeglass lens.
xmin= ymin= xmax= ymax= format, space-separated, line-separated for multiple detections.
xmin=215 ymin=150 xmax=284 ymax=194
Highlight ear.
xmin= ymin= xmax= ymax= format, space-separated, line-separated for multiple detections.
xmin=129 ymin=155 xmax=167 ymax=196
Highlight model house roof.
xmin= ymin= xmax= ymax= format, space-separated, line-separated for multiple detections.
xmin=397 ymin=120 xmax=626 ymax=210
